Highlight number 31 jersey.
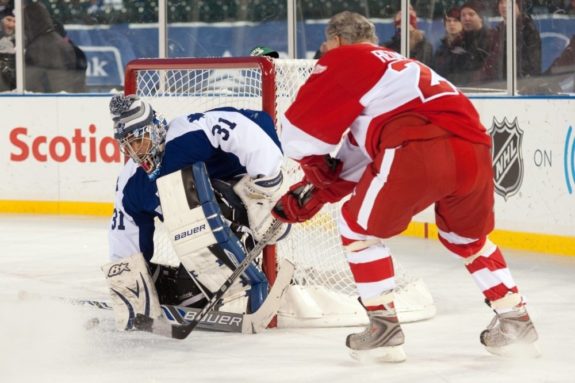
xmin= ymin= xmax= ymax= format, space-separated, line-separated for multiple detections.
xmin=108 ymin=107 xmax=283 ymax=261
xmin=280 ymin=44 xmax=491 ymax=162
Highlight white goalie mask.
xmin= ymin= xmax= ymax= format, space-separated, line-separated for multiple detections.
xmin=110 ymin=95 xmax=168 ymax=180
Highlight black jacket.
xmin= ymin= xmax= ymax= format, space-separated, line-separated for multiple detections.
xmin=433 ymin=33 xmax=465 ymax=82
xmin=490 ymin=14 xmax=542 ymax=79
xmin=24 ymin=3 xmax=86 ymax=92
xmin=449 ymin=26 xmax=496 ymax=86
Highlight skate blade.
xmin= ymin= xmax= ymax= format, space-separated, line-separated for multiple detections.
xmin=485 ymin=340 xmax=542 ymax=359
xmin=349 ymin=345 xmax=407 ymax=363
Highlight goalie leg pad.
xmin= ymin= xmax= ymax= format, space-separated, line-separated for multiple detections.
xmin=157 ymin=163 xmax=269 ymax=312
xmin=102 ymin=253 xmax=162 ymax=330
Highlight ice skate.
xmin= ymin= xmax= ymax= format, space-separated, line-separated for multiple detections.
xmin=480 ymin=304 xmax=541 ymax=358
xmin=346 ymin=308 xmax=406 ymax=363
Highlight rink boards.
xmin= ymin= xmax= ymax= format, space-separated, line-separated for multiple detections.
xmin=0 ymin=95 xmax=573 ymax=255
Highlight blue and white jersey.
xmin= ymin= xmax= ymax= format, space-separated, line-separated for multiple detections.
xmin=108 ymin=107 xmax=283 ymax=261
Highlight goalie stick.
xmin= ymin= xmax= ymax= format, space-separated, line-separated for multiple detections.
xmin=134 ymin=219 xmax=288 ymax=339
xmin=17 ymin=257 xmax=293 ymax=334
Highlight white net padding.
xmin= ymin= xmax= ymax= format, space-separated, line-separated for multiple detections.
xmin=127 ymin=57 xmax=435 ymax=327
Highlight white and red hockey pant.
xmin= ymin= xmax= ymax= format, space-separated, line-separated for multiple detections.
xmin=337 ymin=138 xmax=518 ymax=304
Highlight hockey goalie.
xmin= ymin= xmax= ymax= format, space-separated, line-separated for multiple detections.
xmin=102 ymin=95 xmax=292 ymax=333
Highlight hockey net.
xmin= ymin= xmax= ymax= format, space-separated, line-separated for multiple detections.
xmin=124 ymin=57 xmax=435 ymax=327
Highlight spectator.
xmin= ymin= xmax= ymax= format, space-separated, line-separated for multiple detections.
xmin=0 ymin=7 xmax=15 ymax=91
xmin=53 ymin=19 xmax=88 ymax=76
xmin=433 ymin=6 xmax=464 ymax=81
xmin=383 ymin=7 xmax=433 ymax=65
xmin=0 ymin=5 xmax=13 ymax=37
xmin=450 ymin=0 xmax=496 ymax=86
xmin=566 ymin=0 xmax=575 ymax=14
xmin=23 ymin=2 xmax=86 ymax=93
xmin=489 ymin=0 xmax=542 ymax=82
xmin=547 ymin=35 xmax=575 ymax=74
xmin=542 ymin=34 xmax=575 ymax=93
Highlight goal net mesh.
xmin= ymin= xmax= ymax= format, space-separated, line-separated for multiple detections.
xmin=127 ymin=57 xmax=435 ymax=327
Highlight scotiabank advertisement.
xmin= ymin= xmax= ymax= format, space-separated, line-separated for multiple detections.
xmin=1 ymin=96 xmax=122 ymax=204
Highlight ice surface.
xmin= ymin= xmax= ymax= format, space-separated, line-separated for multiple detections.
xmin=1 ymin=214 xmax=574 ymax=383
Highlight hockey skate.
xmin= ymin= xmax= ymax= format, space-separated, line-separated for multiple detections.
xmin=346 ymin=308 xmax=406 ymax=363
xmin=480 ymin=304 xmax=541 ymax=358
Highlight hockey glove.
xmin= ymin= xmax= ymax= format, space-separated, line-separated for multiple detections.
xmin=299 ymin=154 xmax=342 ymax=189
xmin=272 ymin=181 xmax=325 ymax=223
xmin=233 ymin=172 xmax=289 ymax=243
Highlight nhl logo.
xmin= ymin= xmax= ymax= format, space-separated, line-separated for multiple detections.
xmin=489 ymin=117 xmax=524 ymax=200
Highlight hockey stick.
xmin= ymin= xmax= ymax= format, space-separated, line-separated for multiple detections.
xmin=17 ymin=257 xmax=293 ymax=335
xmin=159 ymin=258 xmax=293 ymax=333
xmin=134 ymin=219 xmax=286 ymax=339
xmin=53 ymin=297 xmax=246 ymax=333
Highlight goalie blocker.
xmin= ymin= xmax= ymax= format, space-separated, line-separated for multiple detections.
xmin=103 ymin=162 xmax=290 ymax=331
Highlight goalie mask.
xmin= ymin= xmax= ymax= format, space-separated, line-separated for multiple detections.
xmin=110 ymin=95 xmax=168 ymax=180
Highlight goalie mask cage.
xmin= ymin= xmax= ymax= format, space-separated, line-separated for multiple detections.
xmin=124 ymin=57 xmax=435 ymax=328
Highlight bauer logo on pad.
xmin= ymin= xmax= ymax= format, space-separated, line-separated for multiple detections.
xmin=174 ymin=223 xmax=207 ymax=241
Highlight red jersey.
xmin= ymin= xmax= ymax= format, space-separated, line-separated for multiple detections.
xmin=280 ymin=44 xmax=491 ymax=162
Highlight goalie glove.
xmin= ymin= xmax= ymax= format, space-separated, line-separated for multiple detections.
xmin=299 ymin=154 xmax=342 ymax=189
xmin=233 ymin=171 xmax=290 ymax=243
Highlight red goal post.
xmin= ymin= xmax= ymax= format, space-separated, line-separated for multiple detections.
xmin=124 ymin=57 xmax=282 ymax=288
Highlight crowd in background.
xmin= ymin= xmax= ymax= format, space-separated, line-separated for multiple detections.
xmin=15 ymin=0 xmax=575 ymax=24
xmin=311 ymin=0 xmax=573 ymax=92
xmin=414 ymin=0 xmax=545 ymax=89
xmin=0 ymin=0 xmax=574 ymax=94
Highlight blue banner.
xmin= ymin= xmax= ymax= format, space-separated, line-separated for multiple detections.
xmin=65 ymin=17 xmax=574 ymax=90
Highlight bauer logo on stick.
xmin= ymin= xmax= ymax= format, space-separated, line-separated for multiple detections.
xmin=107 ymin=262 xmax=130 ymax=277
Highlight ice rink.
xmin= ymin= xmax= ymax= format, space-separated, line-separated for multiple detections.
xmin=1 ymin=214 xmax=574 ymax=383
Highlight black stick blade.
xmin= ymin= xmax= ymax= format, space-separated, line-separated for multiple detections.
xmin=171 ymin=322 xmax=199 ymax=339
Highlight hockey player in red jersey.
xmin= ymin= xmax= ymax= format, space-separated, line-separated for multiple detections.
xmin=273 ymin=11 xmax=539 ymax=362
